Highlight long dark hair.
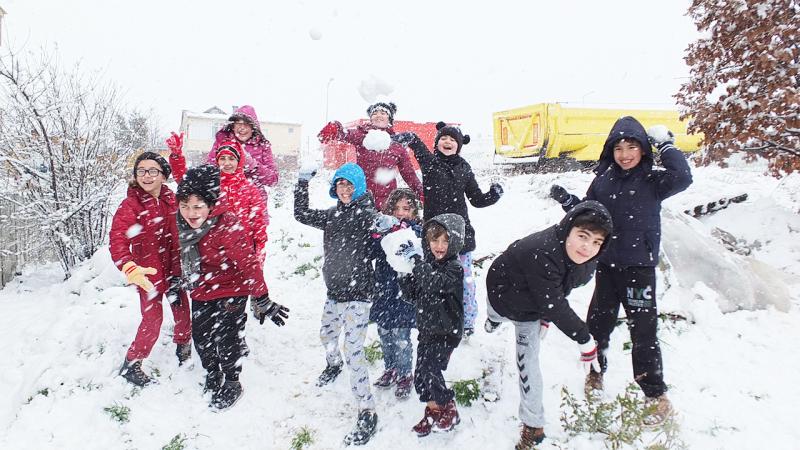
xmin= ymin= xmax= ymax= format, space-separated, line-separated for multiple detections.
xmin=382 ymin=188 xmax=420 ymax=219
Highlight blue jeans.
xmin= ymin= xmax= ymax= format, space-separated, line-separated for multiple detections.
xmin=377 ymin=326 xmax=412 ymax=377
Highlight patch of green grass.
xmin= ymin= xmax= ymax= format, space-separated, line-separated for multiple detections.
xmin=364 ymin=341 xmax=383 ymax=365
xmin=161 ymin=433 xmax=187 ymax=450
xmin=290 ymin=426 xmax=315 ymax=450
xmin=452 ymin=378 xmax=481 ymax=407
xmin=104 ymin=403 xmax=131 ymax=424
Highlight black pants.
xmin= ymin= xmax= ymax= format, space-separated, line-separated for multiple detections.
xmin=192 ymin=296 xmax=247 ymax=381
xmin=587 ymin=263 xmax=667 ymax=398
xmin=414 ymin=335 xmax=460 ymax=406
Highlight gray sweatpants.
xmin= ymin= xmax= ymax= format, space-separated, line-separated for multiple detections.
xmin=487 ymin=302 xmax=545 ymax=427
xmin=320 ymin=298 xmax=375 ymax=410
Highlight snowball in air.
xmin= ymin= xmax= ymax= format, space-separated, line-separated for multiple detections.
xmin=374 ymin=167 xmax=397 ymax=186
xmin=309 ymin=28 xmax=323 ymax=40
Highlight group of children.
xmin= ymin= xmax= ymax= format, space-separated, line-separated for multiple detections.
xmin=109 ymin=101 xmax=691 ymax=448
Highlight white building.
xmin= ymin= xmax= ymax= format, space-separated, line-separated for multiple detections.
xmin=179 ymin=106 xmax=301 ymax=169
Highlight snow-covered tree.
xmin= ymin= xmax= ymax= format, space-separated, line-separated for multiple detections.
xmin=676 ymin=0 xmax=800 ymax=176
xmin=0 ymin=49 xmax=154 ymax=277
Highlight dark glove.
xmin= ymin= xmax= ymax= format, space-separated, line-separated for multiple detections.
xmin=252 ymin=294 xmax=290 ymax=326
xmin=646 ymin=125 xmax=676 ymax=153
xmin=490 ymin=183 xmax=504 ymax=197
xmin=550 ymin=184 xmax=572 ymax=205
xmin=395 ymin=239 xmax=422 ymax=262
xmin=392 ymin=132 xmax=418 ymax=146
xmin=165 ymin=276 xmax=182 ymax=306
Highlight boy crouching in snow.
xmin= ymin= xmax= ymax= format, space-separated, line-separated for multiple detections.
xmin=396 ymin=213 xmax=466 ymax=437
xmin=484 ymin=201 xmax=612 ymax=449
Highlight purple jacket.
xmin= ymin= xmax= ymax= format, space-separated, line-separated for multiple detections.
xmin=207 ymin=105 xmax=279 ymax=191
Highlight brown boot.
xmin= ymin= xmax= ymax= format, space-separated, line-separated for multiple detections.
xmin=643 ymin=394 xmax=674 ymax=426
xmin=584 ymin=369 xmax=604 ymax=399
xmin=515 ymin=424 xmax=545 ymax=449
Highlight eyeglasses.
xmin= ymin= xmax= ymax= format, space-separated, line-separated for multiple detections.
xmin=136 ymin=168 xmax=163 ymax=177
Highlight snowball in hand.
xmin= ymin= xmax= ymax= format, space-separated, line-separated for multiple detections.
xmin=647 ymin=125 xmax=673 ymax=144
xmin=374 ymin=167 xmax=397 ymax=186
xmin=363 ymin=129 xmax=391 ymax=152
xmin=381 ymin=228 xmax=422 ymax=274
xmin=309 ymin=27 xmax=323 ymax=40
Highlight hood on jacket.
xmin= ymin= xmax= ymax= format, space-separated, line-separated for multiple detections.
xmin=555 ymin=200 xmax=614 ymax=262
xmin=422 ymin=213 xmax=465 ymax=260
xmin=329 ymin=162 xmax=368 ymax=201
xmin=225 ymin=105 xmax=264 ymax=140
xmin=595 ymin=116 xmax=654 ymax=174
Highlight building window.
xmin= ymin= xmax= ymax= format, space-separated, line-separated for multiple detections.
xmin=287 ymin=127 xmax=294 ymax=134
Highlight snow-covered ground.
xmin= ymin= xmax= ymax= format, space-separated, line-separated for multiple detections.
xmin=1 ymin=156 xmax=799 ymax=449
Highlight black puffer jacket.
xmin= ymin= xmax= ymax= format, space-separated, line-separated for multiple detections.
xmin=294 ymin=179 xmax=379 ymax=302
xmin=408 ymin=138 xmax=500 ymax=253
xmin=399 ymin=213 xmax=465 ymax=343
xmin=486 ymin=201 xmax=613 ymax=344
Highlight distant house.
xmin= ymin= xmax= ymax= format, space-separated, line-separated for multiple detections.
xmin=179 ymin=106 xmax=301 ymax=169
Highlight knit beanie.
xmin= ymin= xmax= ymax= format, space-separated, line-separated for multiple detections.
xmin=215 ymin=140 xmax=242 ymax=163
xmin=366 ymin=102 xmax=397 ymax=124
xmin=176 ymin=165 xmax=221 ymax=206
xmin=134 ymin=151 xmax=172 ymax=180
xmin=434 ymin=121 xmax=470 ymax=153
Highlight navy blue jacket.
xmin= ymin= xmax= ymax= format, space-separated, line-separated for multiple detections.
xmin=369 ymin=220 xmax=421 ymax=329
xmin=564 ymin=116 xmax=693 ymax=267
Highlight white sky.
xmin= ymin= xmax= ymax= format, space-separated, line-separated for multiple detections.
xmin=2 ymin=0 xmax=698 ymax=147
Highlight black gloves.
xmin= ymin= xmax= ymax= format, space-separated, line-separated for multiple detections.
xmin=550 ymin=184 xmax=572 ymax=205
xmin=490 ymin=183 xmax=504 ymax=197
xmin=252 ymin=294 xmax=290 ymax=326
xmin=165 ymin=276 xmax=182 ymax=306
xmin=392 ymin=132 xmax=418 ymax=146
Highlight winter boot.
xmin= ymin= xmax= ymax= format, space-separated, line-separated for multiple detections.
xmin=584 ymin=369 xmax=604 ymax=399
xmin=374 ymin=368 xmax=397 ymax=389
xmin=240 ymin=337 xmax=250 ymax=358
xmin=394 ymin=375 xmax=413 ymax=400
xmin=343 ymin=409 xmax=378 ymax=446
xmin=484 ymin=318 xmax=502 ymax=334
xmin=176 ymin=343 xmax=192 ymax=366
xmin=433 ymin=399 xmax=460 ymax=432
xmin=643 ymin=394 xmax=674 ymax=426
xmin=119 ymin=358 xmax=152 ymax=387
xmin=412 ymin=406 xmax=440 ymax=437
xmin=203 ymin=371 xmax=224 ymax=395
xmin=211 ymin=380 xmax=243 ymax=410
xmin=316 ymin=363 xmax=343 ymax=387
xmin=515 ymin=424 xmax=546 ymax=449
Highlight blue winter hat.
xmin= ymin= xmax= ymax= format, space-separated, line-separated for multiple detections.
xmin=329 ymin=162 xmax=367 ymax=201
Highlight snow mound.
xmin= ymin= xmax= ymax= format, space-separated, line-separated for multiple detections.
xmin=381 ymin=228 xmax=422 ymax=274
xmin=363 ymin=129 xmax=391 ymax=152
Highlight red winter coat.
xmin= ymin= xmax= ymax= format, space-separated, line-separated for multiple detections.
xmin=171 ymin=151 xmax=267 ymax=258
xmin=206 ymin=105 xmax=279 ymax=193
xmin=189 ymin=205 xmax=268 ymax=301
xmin=109 ymin=185 xmax=180 ymax=292
xmin=331 ymin=123 xmax=423 ymax=210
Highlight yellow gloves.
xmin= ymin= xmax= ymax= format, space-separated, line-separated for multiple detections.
xmin=122 ymin=261 xmax=157 ymax=291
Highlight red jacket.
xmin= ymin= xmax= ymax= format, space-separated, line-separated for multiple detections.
xmin=190 ymin=206 xmax=268 ymax=301
xmin=171 ymin=150 xmax=268 ymax=257
xmin=109 ymin=185 xmax=180 ymax=293
xmin=343 ymin=123 xmax=423 ymax=210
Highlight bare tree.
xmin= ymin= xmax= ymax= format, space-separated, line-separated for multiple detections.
xmin=676 ymin=0 xmax=800 ymax=176
xmin=0 ymin=48 xmax=153 ymax=277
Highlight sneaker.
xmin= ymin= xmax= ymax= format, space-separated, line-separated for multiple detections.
xmin=464 ymin=328 xmax=475 ymax=338
xmin=176 ymin=343 xmax=192 ymax=366
xmin=203 ymin=371 xmax=224 ymax=395
xmin=374 ymin=368 xmax=398 ymax=389
xmin=484 ymin=318 xmax=502 ymax=333
xmin=316 ymin=363 xmax=343 ymax=387
xmin=643 ymin=394 xmax=674 ymax=426
xmin=211 ymin=380 xmax=243 ymax=410
xmin=433 ymin=399 xmax=460 ymax=432
xmin=119 ymin=359 xmax=152 ymax=387
xmin=394 ymin=375 xmax=413 ymax=400
xmin=584 ymin=369 xmax=604 ymax=399
xmin=343 ymin=409 xmax=378 ymax=446
xmin=412 ymin=406 xmax=439 ymax=437
xmin=515 ymin=424 xmax=545 ymax=449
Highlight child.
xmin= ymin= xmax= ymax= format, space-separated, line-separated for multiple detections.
xmin=397 ymin=123 xmax=503 ymax=337
xmin=484 ymin=201 xmax=613 ymax=449
xmin=370 ymin=188 xmax=422 ymax=399
xmin=550 ymin=117 xmax=693 ymax=426
xmin=176 ymin=165 xmax=289 ymax=410
xmin=396 ymin=213 xmax=466 ymax=437
xmin=110 ymin=152 xmax=192 ymax=387
xmin=317 ymin=101 xmax=423 ymax=209
xmin=294 ymin=162 xmax=388 ymax=446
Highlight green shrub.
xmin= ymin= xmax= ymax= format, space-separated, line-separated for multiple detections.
xmin=290 ymin=426 xmax=315 ymax=450
xmin=104 ymin=403 xmax=131 ymax=424
xmin=161 ymin=434 xmax=187 ymax=450
xmin=452 ymin=378 xmax=481 ymax=407
xmin=364 ymin=341 xmax=383 ymax=365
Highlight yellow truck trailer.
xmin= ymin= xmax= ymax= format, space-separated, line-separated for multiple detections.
xmin=492 ymin=103 xmax=701 ymax=166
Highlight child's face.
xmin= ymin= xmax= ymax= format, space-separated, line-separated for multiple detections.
xmin=565 ymin=226 xmax=606 ymax=264
xmin=217 ymin=154 xmax=238 ymax=174
xmin=428 ymin=233 xmax=449 ymax=261
xmin=369 ymin=110 xmax=390 ymax=129
xmin=613 ymin=139 xmax=643 ymax=170
xmin=232 ymin=121 xmax=254 ymax=142
xmin=179 ymin=194 xmax=212 ymax=229
xmin=335 ymin=179 xmax=355 ymax=204
xmin=392 ymin=198 xmax=415 ymax=221
xmin=135 ymin=160 xmax=166 ymax=197
xmin=437 ymin=135 xmax=459 ymax=156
